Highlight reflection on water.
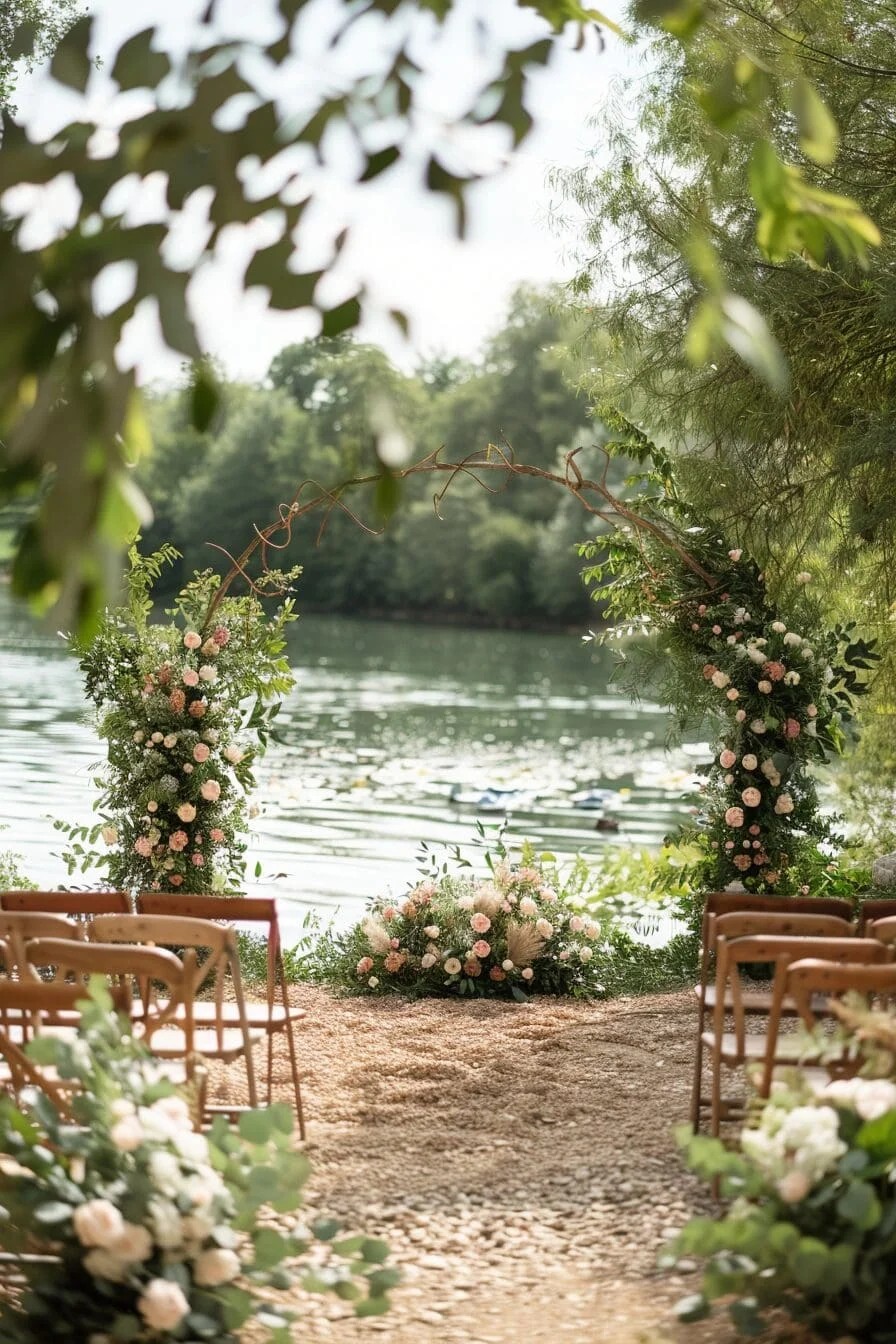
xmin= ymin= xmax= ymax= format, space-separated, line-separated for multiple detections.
xmin=0 ymin=590 xmax=700 ymax=940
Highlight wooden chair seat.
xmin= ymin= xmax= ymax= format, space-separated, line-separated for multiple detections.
xmin=701 ymin=1029 xmax=809 ymax=1065
xmin=147 ymin=1024 xmax=264 ymax=1062
xmin=695 ymin=984 xmax=830 ymax=1015
xmin=179 ymin=1000 xmax=307 ymax=1029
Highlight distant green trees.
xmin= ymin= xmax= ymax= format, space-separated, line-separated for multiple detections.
xmin=138 ymin=288 xmax=611 ymax=627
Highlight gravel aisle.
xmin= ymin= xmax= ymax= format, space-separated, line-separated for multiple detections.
xmin=235 ymin=987 xmax=740 ymax=1344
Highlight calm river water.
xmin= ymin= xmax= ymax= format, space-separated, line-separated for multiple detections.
xmin=0 ymin=589 xmax=700 ymax=940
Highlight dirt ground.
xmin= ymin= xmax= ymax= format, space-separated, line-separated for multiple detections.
xmin=220 ymin=987 xmax=748 ymax=1344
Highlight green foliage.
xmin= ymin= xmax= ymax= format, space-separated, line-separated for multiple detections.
xmin=0 ymin=0 xmax=83 ymax=111
xmin=578 ymin=443 xmax=878 ymax=894
xmin=0 ymin=828 xmax=36 ymax=890
xmin=671 ymin=1013 xmax=896 ymax=1340
xmin=0 ymin=984 xmax=396 ymax=1341
xmin=56 ymin=545 xmax=298 ymax=893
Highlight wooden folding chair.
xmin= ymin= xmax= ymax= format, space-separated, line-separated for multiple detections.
xmin=704 ymin=933 xmax=890 ymax=1137
xmin=758 ymin=958 xmax=896 ymax=1096
xmin=137 ymin=893 xmax=307 ymax=1135
xmin=88 ymin=914 xmax=261 ymax=1114
xmin=691 ymin=904 xmax=855 ymax=1130
xmin=858 ymin=899 xmax=896 ymax=935
xmin=0 ymin=891 xmax=131 ymax=916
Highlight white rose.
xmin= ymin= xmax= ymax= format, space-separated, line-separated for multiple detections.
xmin=776 ymin=1170 xmax=811 ymax=1203
xmin=222 ymin=742 xmax=242 ymax=764
xmin=133 ymin=730 xmax=145 ymax=743
xmin=578 ymin=946 xmax=593 ymax=963
xmin=742 ymin=754 xmax=758 ymax=771
xmin=109 ymin=1098 xmax=135 ymax=1120
xmin=83 ymin=1248 xmax=129 ymax=1282
xmin=193 ymin=1247 xmax=241 ymax=1287
xmin=854 ymin=1079 xmax=896 ymax=1122
xmin=109 ymin=1222 xmax=153 ymax=1264
xmin=148 ymin=1199 xmax=183 ymax=1249
xmin=711 ymin=670 xmax=730 ymax=688
xmin=101 ymin=825 xmax=118 ymax=846
xmin=163 ymin=733 xmax=178 ymax=748
xmin=420 ymin=953 xmax=437 ymax=969
xmin=198 ymin=664 xmax=218 ymax=683
xmin=148 ymin=1149 xmax=181 ymax=1195
xmin=423 ymin=925 xmax=440 ymax=939
xmin=584 ymin=922 xmax=600 ymax=940
xmin=173 ymin=1129 xmax=209 ymax=1164
xmin=73 ymin=1200 xmax=125 ymax=1249
xmin=138 ymin=1279 xmax=191 ymax=1332
xmin=569 ymin=916 xmax=584 ymax=933
xmin=502 ymin=960 xmax=514 ymax=971
xmin=443 ymin=959 xmax=462 ymax=975
xmin=109 ymin=1115 xmax=144 ymax=1152
xmin=771 ymin=621 xmax=787 ymax=634
xmin=774 ymin=794 xmax=794 ymax=815
xmin=535 ymin=919 xmax=554 ymax=938
xmin=521 ymin=967 xmax=534 ymax=980
xmin=783 ymin=632 xmax=801 ymax=647
xmin=151 ymin=731 xmax=163 ymax=743
xmin=750 ymin=719 xmax=767 ymax=734
xmin=518 ymin=897 xmax=538 ymax=917
xmin=368 ymin=976 xmax=379 ymax=988
xmin=151 ymin=1095 xmax=192 ymax=1130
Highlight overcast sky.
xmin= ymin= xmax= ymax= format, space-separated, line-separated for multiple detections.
xmin=14 ymin=0 xmax=642 ymax=383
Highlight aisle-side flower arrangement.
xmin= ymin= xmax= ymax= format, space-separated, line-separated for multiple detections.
xmin=56 ymin=545 xmax=298 ymax=894
xmin=310 ymin=848 xmax=608 ymax=1000
xmin=580 ymin=462 xmax=877 ymax=894
xmin=669 ymin=1001 xmax=896 ymax=1340
xmin=0 ymin=985 xmax=396 ymax=1342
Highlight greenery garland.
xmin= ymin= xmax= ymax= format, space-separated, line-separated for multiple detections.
xmin=57 ymin=546 xmax=298 ymax=894
xmin=579 ymin=449 xmax=878 ymax=896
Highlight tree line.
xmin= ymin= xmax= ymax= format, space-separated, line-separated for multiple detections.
xmin=138 ymin=288 xmax=622 ymax=628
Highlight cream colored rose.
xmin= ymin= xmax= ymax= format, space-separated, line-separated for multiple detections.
xmin=101 ymin=825 xmax=118 ymax=846
xmin=193 ymin=1247 xmax=241 ymax=1287
xmin=73 ymin=1199 xmax=125 ymax=1248
xmin=223 ymin=743 xmax=243 ymax=764
xmin=138 ymin=1279 xmax=191 ymax=1331
xmin=109 ymin=1221 xmax=153 ymax=1264
xmin=110 ymin=1115 xmax=144 ymax=1152
xmin=443 ymin=958 xmax=462 ymax=975
xmin=83 ymin=1248 xmax=129 ymax=1282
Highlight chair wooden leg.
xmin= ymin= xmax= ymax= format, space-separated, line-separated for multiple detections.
xmin=266 ymin=1032 xmax=274 ymax=1106
xmin=284 ymin=1018 xmax=306 ymax=1141
xmin=690 ymin=1021 xmax=705 ymax=1133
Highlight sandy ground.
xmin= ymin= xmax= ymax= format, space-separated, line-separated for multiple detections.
xmin=212 ymin=987 xmax=749 ymax=1344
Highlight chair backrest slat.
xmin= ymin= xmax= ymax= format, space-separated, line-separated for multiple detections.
xmin=0 ymin=891 xmax=131 ymax=916
xmin=786 ymin=957 xmax=896 ymax=1025
xmin=858 ymin=899 xmax=896 ymax=935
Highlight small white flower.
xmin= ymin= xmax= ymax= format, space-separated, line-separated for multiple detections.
xmin=771 ymin=621 xmax=787 ymax=634
xmin=420 ymin=953 xmax=437 ymax=969
xmin=747 ymin=647 xmax=767 ymax=665
xmin=148 ymin=1198 xmax=183 ymax=1249
xmin=368 ymin=976 xmax=380 ymax=988
xmin=741 ymin=754 xmax=758 ymax=771
xmin=776 ymin=1170 xmax=811 ymax=1203
xmin=83 ymin=1249 xmax=129 ymax=1283
xmin=521 ymin=967 xmax=534 ymax=980
xmin=854 ymin=1079 xmax=896 ymax=1121
xmin=502 ymin=959 xmax=514 ymax=971
xmin=784 ymin=671 xmax=800 ymax=685
xmin=148 ymin=1150 xmax=181 ymax=1196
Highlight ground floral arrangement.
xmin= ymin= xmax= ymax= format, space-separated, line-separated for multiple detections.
xmin=0 ymin=985 xmax=396 ymax=1342
xmin=580 ymin=445 xmax=878 ymax=896
xmin=310 ymin=843 xmax=616 ymax=1000
xmin=56 ymin=545 xmax=298 ymax=894
xmin=670 ymin=998 xmax=896 ymax=1342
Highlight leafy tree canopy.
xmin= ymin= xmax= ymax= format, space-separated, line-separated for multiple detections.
xmin=0 ymin=0 xmax=883 ymax=634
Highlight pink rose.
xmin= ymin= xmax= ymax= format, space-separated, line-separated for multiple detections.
xmin=356 ymin=957 xmax=374 ymax=975
xmin=733 ymin=854 xmax=752 ymax=871
xmin=193 ymin=742 xmax=211 ymax=763
xmin=470 ymin=913 xmax=491 ymax=934
xmin=169 ymin=830 xmax=189 ymax=852
xmin=757 ymin=679 xmax=772 ymax=694
xmin=170 ymin=873 xmax=183 ymax=886
xmin=188 ymin=700 xmax=207 ymax=718
xmin=200 ymin=779 xmax=221 ymax=801
xmin=176 ymin=803 xmax=196 ymax=823
xmin=168 ymin=689 xmax=186 ymax=713
xmin=763 ymin=661 xmax=786 ymax=681
xmin=741 ymin=787 xmax=761 ymax=808
xmin=728 ymin=549 xmax=742 ymax=561
xmin=784 ymin=718 xmax=801 ymax=738
xmin=725 ymin=807 xmax=744 ymax=828
xmin=463 ymin=959 xmax=482 ymax=977
xmin=489 ymin=966 xmax=506 ymax=981
xmin=212 ymin=625 xmax=230 ymax=646
xmin=748 ymin=824 xmax=760 ymax=835
xmin=382 ymin=906 xmax=397 ymax=922
xmin=735 ymin=709 xmax=746 ymax=722
xmin=472 ymin=939 xmax=491 ymax=958
xmin=182 ymin=668 xmax=200 ymax=688
xmin=807 ymin=704 xmax=818 ymax=717
xmin=210 ymin=828 xmax=225 ymax=843
xmin=719 ymin=750 xmax=737 ymax=769
xmin=521 ymin=967 xmax=534 ymax=981
xmin=134 ymin=836 xmax=153 ymax=857
xmin=389 ymin=937 xmax=400 ymax=949
xmin=712 ymin=624 xmax=722 ymax=635
xmin=702 ymin=663 xmax=717 ymax=680
xmin=726 ymin=688 xmax=739 ymax=700
xmin=183 ymin=631 xmax=202 ymax=650
xmin=384 ymin=951 xmax=406 ymax=972
xmin=191 ymin=853 xmax=204 ymax=866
